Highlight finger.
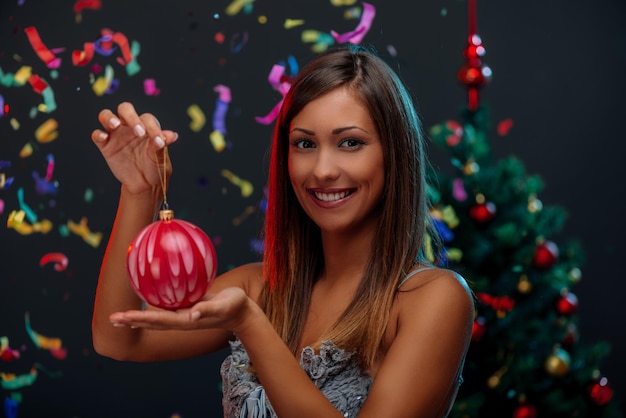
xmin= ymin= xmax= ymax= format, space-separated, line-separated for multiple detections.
xmin=91 ymin=128 xmax=109 ymax=146
xmin=98 ymin=109 xmax=121 ymax=131
xmin=110 ymin=309 xmax=194 ymax=329
xmin=140 ymin=113 xmax=167 ymax=149
xmin=117 ymin=102 xmax=147 ymax=139
xmin=163 ymin=130 xmax=179 ymax=145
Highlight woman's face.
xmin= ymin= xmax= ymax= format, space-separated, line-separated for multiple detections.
xmin=287 ymin=87 xmax=384 ymax=235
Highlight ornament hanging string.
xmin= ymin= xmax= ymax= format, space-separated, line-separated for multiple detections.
xmin=156 ymin=146 xmax=169 ymax=211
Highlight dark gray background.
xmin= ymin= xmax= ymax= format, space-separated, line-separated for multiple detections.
xmin=1 ymin=1 xmax=624 ymax=416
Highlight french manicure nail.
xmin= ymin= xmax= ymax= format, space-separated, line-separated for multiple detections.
xmin=111 ymin=321 xmax=125 ymax=327
xmin=109 ymin=117 xmax=121 ymax=129
xmin=154 ymin=136 xmax=165 ymax=148
xmin=133 ymin=124 xmax=146 ymax=137
xmin=98 ymin=132 xmax=108 ymax=141
xmin=191 ymin=311 xmax=201 ymax=321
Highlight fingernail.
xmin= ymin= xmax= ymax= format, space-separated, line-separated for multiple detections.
xmin=111 ymin=321 xmax=125 ymax=327
xmin=154 ymin=136 xmax=165 ymax=149
xmin=133 ymin=124 xmax=146 ymax=137
xmin=98 ymin=132 xmax=108 ymax=141
xmin=191 ymin=311 xmax=201 ymax=321
xmin=154 ymin=117 xmax=161 ymax=128
xmin=109 ymin=117 xmax=121 ymax=129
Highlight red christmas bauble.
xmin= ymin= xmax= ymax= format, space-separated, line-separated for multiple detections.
xmin=457 ymin=64 xmax=490 ymax=87
xmin=533 ymin=240 xmax=559 ymax=269
xmin=471 ymin=316 xmax=487 ymax=341
xmin=561 ymin=322 xmax=579 ymax=347
xmin=127 ymin=209 xmax=217 ymax=310
xmin=589 ymin=377 xmax=613 ymax=405
xmin=556 ymin=291 xmax=579 ymax=316
xmin=513 ymin=404 xmax=537 ymax=418
xmin=469 ymin=201 xmax=496 ymax=223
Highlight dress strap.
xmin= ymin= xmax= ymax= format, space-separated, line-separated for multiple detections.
xmin=397 ymin=266 xmax=436 ymax=289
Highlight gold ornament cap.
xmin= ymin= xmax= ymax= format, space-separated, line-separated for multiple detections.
xmin=159 ymin=209 xmax=174 ymax=221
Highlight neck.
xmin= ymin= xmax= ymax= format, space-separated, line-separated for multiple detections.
xmin=319 ymin=222 xmax=376 ymax=286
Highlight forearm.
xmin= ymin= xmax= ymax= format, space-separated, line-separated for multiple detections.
xmin=234 ymin=301 xmax=343 ymax=418
xmin=91 ymin=185 xmax=162 ymax=359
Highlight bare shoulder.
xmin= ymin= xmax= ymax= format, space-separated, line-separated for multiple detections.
xmin=399 ymin=266 xmax=473 ymax=297
xmin=397 ymin=267 xmax=475 ymax=322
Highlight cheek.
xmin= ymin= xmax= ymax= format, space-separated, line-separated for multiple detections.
xmin=287 ymin=155 xmax=302 ymax=188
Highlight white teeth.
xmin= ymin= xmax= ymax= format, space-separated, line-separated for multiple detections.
xmin=314 ymin=191 xmax=348 ymax=202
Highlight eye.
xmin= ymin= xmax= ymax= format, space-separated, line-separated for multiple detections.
xmin=339 ymin=138 xmax=364 ymax=149
xmin=291 ymin=138 xmax=315 ymax=149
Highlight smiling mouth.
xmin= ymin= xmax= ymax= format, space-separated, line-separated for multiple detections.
xmin=313 ymin=190 xmax=353 ymax=202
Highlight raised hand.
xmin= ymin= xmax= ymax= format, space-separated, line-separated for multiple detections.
xmin=91 ymin=102 xmax=179 ymax=195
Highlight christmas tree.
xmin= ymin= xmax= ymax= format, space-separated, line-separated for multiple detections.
xmin=426 ymin=2 xmax=623 ymax=417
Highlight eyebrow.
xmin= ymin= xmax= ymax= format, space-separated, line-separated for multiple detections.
xmin=290 ymin=126 xmax=370 ymax=135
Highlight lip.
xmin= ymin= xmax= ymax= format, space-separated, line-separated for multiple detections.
xmin=307 ymin=188 xmax=355 ymax=208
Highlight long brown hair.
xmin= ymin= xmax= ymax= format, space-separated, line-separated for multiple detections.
xmin=261 ymin=45 xmax=434 ymax=370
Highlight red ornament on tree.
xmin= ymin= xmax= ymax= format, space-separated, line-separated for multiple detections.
xmin=471 ymin=315 xmax=487 ymax=341
xmin=512 ymin=404 xmax=537 ymax=418
xmin=469 ymin=201 xmax=496 ymax=223
xmin=555 ymin=291 xmax=579 ymax=316
xmin=589 ymin=376 xmax=614 ymax=405
xmin=127 ymin=209 xmax=217 ymax=310
xmin=561 ymin=322 xmax=579 ymax=347
xmin=533 ymin=239 xmax=559 ymax=270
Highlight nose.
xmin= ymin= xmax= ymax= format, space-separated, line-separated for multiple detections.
xmin=312 ymin=148 xmax=340 ymax=181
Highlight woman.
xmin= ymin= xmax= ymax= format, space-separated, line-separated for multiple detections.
xmin=91 ymin=45 xmax=474 ymax=418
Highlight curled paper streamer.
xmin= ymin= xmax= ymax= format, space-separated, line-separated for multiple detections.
xmin=331 ymin=0 xmax=357 ymax=5
xmin=67 ymin=217 xmax=102 ymax=247
xmin=31 ymin=154 xmax=57 ymax=196
xmin=225 ymin=0 xmax=255 ymax=16
xmin=210 ymin=130 xmax=226 ymax=153
xmin=14 ymin=66 xmax=32 ymax=85
xmin=212 ymin=84 xmax=231 ymax=138
xmin=221 ymin=169 xmax=253 ymax=198
xmin=35 ymin=118 xmax=58 ymax=143
xmin=92 ymin=64 xmax=114 ymax=96
xmin=284 ymin=19 xmax=305 ymax=29
xmin=0 ymin=337 xmax=20 ymax=361
xmin=255 ymin=64 xmax=292 ymax=125
xmin=143 ymin=78 xmax=160 ymax=96
xmin=330 ymin=2 xmax=376 ymax=44
xmin=25 ymin=312 xmax=66 ymax=359
xmin=187 ymin=104 xmax=206 ymax=132
xmin=74 ymin=0 xmax=102 ymax=22
xmin=40 ymin=252 xmax=69 ymax=272
xmin=72 ymin=29 xmax=136 ymax=70
xmin=24 ymin=27 xmax=62 ymax=69
xmin=1 ymin=366 xmax=38 ymax=390
xmin=17 ymin=187 xmax=37 ymax=223
xmin=28 ymin=74 xmax=48 ymax=94
xmin=301 ymin=30 xmax=335 ymax=53
xmin=7 ymin=210 xmax=52 ymax=235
